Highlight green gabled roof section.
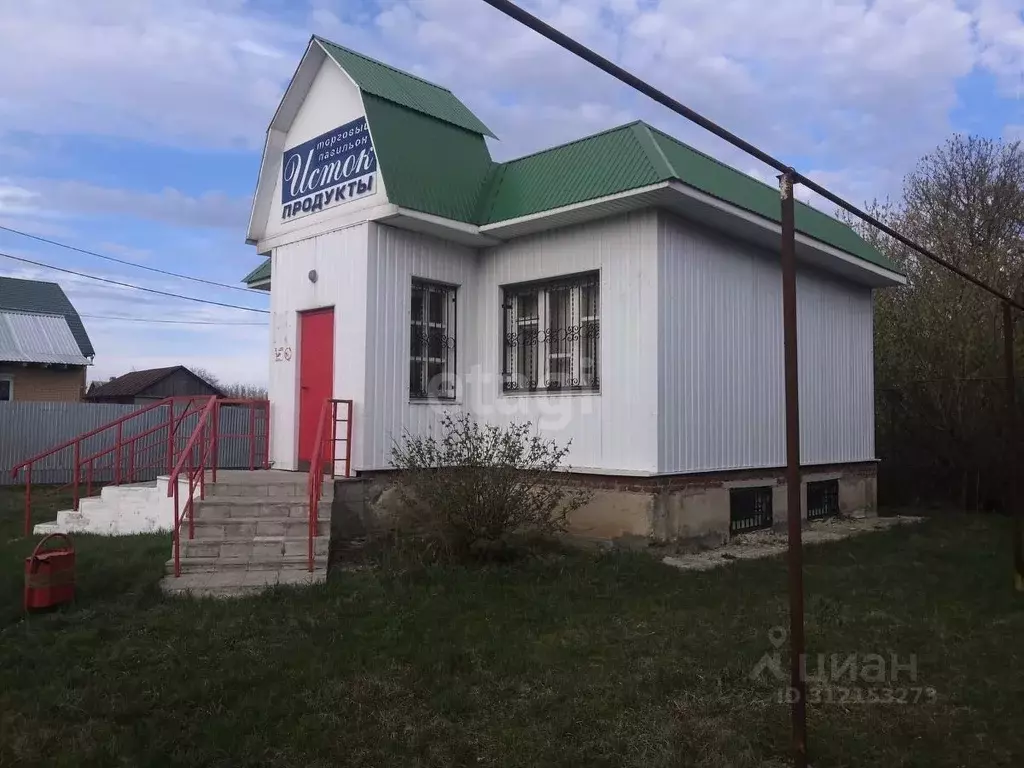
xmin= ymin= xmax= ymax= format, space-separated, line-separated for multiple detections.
xmin=477 ymin=123 xmax=663 ymax=224
xmin=316 ymin=37 xmax=494 ymax=138
xmin=645 ymin=125 xmax=894 ymax=271
xmin=242 ymin=259 xmax=271 ymax=286
xmin=245 ymin=48 xmax=898 ymax=287
xmin=364 ymin=95 xmax=497 ymax=223
xmin=473 ymin=120 xmax=896 ymax=273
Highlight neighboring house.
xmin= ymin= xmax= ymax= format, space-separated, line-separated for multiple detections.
xmin=242 ymin=37 xmax=906 ymax=545
xmin=85 ymin=366 xmax=224 ymax=405
xmin=0 ymin=276 xmax=94 ymax=402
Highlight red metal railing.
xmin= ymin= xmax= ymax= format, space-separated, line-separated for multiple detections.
xmin=307 ymin=398 xmax=353 ymax=571
xmin=167 ymin=396 xmax=218 ymax=577
xmin=10 ymin=396 xmax=271 ymax=537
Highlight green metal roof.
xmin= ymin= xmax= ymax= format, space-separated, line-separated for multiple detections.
xmin=242 ymin=259 xmax=271 ymax=285
xmin=364 ymin=95 xmax=496 ymax=223
xmin=245 ymin=85 xmax=898 ymax=285
xmin=646 ymin=125 xmax=893 ymax=271
xmin=478 ymin=123 xmax=662 ymax=224
xmin=316 ymin=37 xmax=494 ymax=138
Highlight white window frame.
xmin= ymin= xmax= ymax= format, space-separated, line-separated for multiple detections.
xmin=409 ymin=279 xmax=457 ymax=400
xmin=502 ymin=272 xmax=600 ymax=393
xmin=0 ymin=375 xmax=12 ymax=402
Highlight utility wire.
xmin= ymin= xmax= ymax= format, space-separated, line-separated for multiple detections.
xmin=478 ymin=0 xmax=1024 ymax=313
xmin=80 ymin=314 xmax=266 ymax=326
xmin=0 ymin=224 xmax=265 ymax=295
xmin=0 ymin=250 xmax=270 ymax=314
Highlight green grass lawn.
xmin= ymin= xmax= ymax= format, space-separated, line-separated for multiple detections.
xmin=2 ymin=487 xmax=1023 ymax=767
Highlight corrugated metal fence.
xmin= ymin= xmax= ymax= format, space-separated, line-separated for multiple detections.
xmin=0 ymin=401 xmax=266 ymax=486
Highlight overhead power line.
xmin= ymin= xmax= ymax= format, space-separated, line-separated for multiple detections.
xmin=80 ymin=314 xmax=266 ymax=326
xmin=0 ymin=250 xmax=270 ymax=314
xmin=477 ymin=0 xmax=1024 ymax=314
xmin=0 ymin=224 xmax=264 ymax=296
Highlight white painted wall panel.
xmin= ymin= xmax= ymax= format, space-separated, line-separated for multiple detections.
xmin=657 ymin=213 xmax=875 ymax=473
xmin=360 ymin=213 xmax=659 ymax=472
xmin=471 ymin=211 xmax=660 ymax=473
xmin=268 ymin=224 xmax=370 ymax=470
xmin=362 ymin=223 xmax=477 ymax=469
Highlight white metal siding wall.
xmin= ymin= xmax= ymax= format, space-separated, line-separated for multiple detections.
xmin=362 ymin=223 xmax=477 ymax=469
xmin=657 ymin=213 xmax=875 ymax=473
xmin=268 ymin=223 xmax=370 ymax=470
xmin=471 ymin=211 xmax=660 ymax=473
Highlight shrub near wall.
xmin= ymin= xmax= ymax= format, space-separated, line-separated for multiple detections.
xmin=388 ymin=414 xmax=591 ymax=561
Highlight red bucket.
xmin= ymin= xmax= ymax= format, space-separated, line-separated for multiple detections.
xmin=24 ymin=533 xmax=76 ymax=611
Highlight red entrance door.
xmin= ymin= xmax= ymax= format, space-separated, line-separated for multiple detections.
xmin=297 ymin=307 xmax=334 ymax=467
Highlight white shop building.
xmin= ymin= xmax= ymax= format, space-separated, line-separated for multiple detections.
xmin=243 ymin=36 xmax=904 ymax=543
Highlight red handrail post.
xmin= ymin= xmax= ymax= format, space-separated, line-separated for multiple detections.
xmin=23 ymin=465 xmax=32 ymax=537
xmin=173 ymin=478 xmax=181 ymax=577
xmin=128 ymin=442 xmax=136 ymax=484
xmin=86 ymin=460 xmax=94 ymax=499
xmin=165 ymin=396 xmax=217 ymax=575
xmin=72 ymin=441 xmax=80 ymax=510
xmin=345 ymin=400 xmax=353 ymax=478
xmin=199 ymin=414 xmax=207 ymax=502
xmin=211 ymin=401 xmax=220 ymax=484
xmin=330 ymin=400 xmax=338 ymax=478
xmin=263 ymin=400 xmax=271 ymax=469
xmin=166 ymin=402 xmax=174 ymax=476
xmin=307 ymin=399 xmax=331 ymax=573
xmin=115 ymin=422 xmax=123 ymax=486
xmin=248 ymin=403 xmax=256 ymax=471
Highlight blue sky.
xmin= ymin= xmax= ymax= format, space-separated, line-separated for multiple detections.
xmin=2 ymin=0 xmax=1023 ymax=386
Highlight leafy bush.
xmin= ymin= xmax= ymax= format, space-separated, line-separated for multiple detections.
xmin=388 ymin=413 xmax=592 ymax=561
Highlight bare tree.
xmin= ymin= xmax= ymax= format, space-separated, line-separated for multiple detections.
xmin=847 ymin=135 xmax=1024 ymax=508
xmin=189 ymin=367 xmax=267 ymax=400
xmin=221 ymin=383 xmax=269 ymax=400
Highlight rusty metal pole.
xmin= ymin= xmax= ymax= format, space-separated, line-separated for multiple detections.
xmin=780 ymin=170 xmax=807 ymax=767
xmin=1004 ymin=302 xmax=1024 ymax=592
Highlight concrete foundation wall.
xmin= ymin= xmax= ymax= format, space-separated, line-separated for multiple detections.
xmin=335 ymin=462 xmax=878 ymax=549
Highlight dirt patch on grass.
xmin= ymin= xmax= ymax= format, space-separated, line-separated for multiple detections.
xmin=661 ymin=515 xmax=925 ymax=572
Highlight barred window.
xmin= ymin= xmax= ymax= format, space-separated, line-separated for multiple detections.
xmin=410 ymin=280 xmax=457 ymax=400
xmin=502 ymin=272 xmax=600 ymax=393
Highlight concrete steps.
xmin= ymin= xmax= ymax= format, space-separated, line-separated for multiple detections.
xmin=179 ymin=534 xmax=330 ymax=560
xmin=33 ymin=478 xmax=187 ymax=536
xmin=161 ymin=470 xmax=333 ymax=596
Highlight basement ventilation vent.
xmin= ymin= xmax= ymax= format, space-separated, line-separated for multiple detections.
xmin=729 ymin=487 xmax=774 ymax=535
xmin=807 ymin=479 xmax=840 ymax=521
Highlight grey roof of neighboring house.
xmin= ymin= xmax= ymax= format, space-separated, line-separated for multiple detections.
xmin=0 ymin=310 xmax=92 ymax=365
xmin=85 ymin=366 xmax=225 ymax=399
xmin=0 ymin=276 xmax=94 ymax=358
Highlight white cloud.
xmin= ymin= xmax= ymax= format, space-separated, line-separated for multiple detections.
xmin=0 ymin=182 xmax=42 ymax=217
xmin=2 ymin=178 xmax=250 ymax=229
xmin=0 ymin=0 xmax=305 ymax=150
xmin=294 ymin=0 xmax=987 ymax=209
xmin=0 ymin=0 xmax=1018 ymax=221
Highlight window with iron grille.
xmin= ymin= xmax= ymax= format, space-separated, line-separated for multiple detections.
xmin=502 ymin=272 xmax=600 ymax=393
xmin=409 ymin=280 xmax=457 ymax=400
xmin=807 ymin=479 xmax=839 ymax=521
xmin=729 ymin=486 xmax=774 ymax=535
